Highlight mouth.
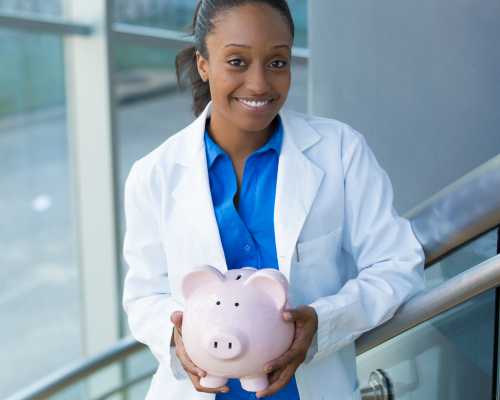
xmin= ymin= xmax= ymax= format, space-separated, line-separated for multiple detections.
xmin=235 ymin=97 xmax=275 ymax=112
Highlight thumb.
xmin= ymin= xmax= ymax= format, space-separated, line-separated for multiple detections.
xmin=170 ymin=311 xmax=183 ymax=330
xmin=283 ymin=306 xmax=314 ymax=322
xmin=282 ymin=308 xmax=299 ymax=322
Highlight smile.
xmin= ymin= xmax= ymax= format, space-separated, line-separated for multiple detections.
xmin=236 ymin=98 xmax=274 ymax=110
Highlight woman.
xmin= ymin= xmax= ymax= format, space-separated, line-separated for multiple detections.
xmin=122 ymin=1 xmax=425 ymax=399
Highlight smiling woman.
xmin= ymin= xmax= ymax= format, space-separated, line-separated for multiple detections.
xmin=122 ymin=1 xmax=426 ymax=400
xmin=176 ymin=0 xmax=295 ymax=192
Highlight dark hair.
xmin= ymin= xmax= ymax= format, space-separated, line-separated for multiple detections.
xmin=175 ymin=0 xmax=295 ymax=116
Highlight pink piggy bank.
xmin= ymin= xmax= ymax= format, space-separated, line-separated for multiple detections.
xmin=181 ymin=265 xmax=294 ymax=392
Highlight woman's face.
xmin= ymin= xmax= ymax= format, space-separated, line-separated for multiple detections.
xmin=196 ymin=3 xmax=292 ymax=134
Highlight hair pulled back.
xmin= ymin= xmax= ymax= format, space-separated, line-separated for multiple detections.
xmin=175 ymin=0 xmax=295 ymax=116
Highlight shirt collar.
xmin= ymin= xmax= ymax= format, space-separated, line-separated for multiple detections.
xmin=204 ymin=116 xmax=283 ymax=169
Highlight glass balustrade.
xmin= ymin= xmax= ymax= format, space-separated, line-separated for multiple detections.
xmin=357 ymin=228 xmax=499 ymax=399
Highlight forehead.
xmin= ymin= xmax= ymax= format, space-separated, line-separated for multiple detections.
xmin=207 ymin=3 xmax=292 ymax=50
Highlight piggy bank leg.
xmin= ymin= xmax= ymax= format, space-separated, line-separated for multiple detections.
xmin=240 ymin=374 xmax=268 ymax=392
xmin=200 ymin=375 xmax=228 ymax=389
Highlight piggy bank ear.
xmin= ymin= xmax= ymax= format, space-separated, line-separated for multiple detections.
xmin=244 ymin=269 xmax=288 ymax=310
xmin=182 ymin=265 xmax=225 ymax=300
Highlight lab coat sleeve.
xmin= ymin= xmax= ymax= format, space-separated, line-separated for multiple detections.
xmin=308 ymin=128 xmax=426 ymax=362
xmin=122 ymin=161 xmax=188 ymax=380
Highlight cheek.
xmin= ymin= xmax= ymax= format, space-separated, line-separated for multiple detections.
xmin=277 ymin=72 xmax=291 ymax=92
xmin=210 ymin=72 xmax=241 ymax=101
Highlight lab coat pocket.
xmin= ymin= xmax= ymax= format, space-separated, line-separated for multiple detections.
xmin=295 ymin=227 xmax=342 ymax=267
xmin=290 ymin=227 xmax=344 ymax=308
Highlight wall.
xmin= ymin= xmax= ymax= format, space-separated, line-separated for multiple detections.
xmin=308 ymin=0 xmax=500 ymax=213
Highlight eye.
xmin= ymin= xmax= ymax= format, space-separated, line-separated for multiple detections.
xmin=236 ymin=274 xmax=242 ymax=280
xmin=228 ymin=58 xmax=246 ymax=67
xmin=234 ymin=302 xmax=240 ymax=307
xmin=216 ymin=301 xmax=221 ymax=305
xmin=270 ymin=60 xmax=288 ymax=69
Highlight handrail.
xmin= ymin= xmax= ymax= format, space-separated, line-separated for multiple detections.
xmin=407 ymin=153 xmax=500 ymax=267
xmin=5 ymin=337 xmax=145 ymax=400
xmin=112 ymin=22 xmax=310 ymax=63
xmin=356 ymin=254 xmax=500 ymax=355
xmin=0 ymin=11 xmax=93 ymax=35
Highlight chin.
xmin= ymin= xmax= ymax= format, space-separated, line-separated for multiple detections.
xmin=235 ymin=109 xmax=281 ymax=133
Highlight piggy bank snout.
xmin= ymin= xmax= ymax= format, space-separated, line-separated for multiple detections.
xmin=205 ymin=330 xmax=244 ymax=360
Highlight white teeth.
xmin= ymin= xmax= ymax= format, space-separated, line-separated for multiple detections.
xmin=238 ymin=99 xmax=271 ymax=108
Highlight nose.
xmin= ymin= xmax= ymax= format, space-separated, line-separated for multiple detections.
xmin=205 ymin=330 xmax=244 ymax=360
xmin=245 ymin=64 xmax=271 ymax=95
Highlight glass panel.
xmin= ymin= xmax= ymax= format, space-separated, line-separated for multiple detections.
xmin=0 ymin=0 xmax=62 ymax=16
xmin=47 ymin=347 xmax=156 ymax=400
xmin=0 ymin=28 xmax=81 ymax=398
xmin=425 ymin=228 xmax=498 ymax=289
xmin=113 ymin=0 xmax=308 ymax=48
xmin=358 ymin=289 xmax=496 ymax=399
xmin=357 ymin=231 xmax=498 ymax=399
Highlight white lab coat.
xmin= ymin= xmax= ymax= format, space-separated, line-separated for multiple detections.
xmin=122 ymin=101 xmax=425 ymax=400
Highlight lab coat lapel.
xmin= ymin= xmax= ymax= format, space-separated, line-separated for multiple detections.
xmin=274 ymin=109 xmax=324 ymax=281
xmin=171 ymin=103 xmax=227 ymax=273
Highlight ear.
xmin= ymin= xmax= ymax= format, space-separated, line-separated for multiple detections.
xmin=244 ymin=269 xmax=288 ymax=310
xmin=182 ymin=265 xmax=225 ymax=300
xmin=195 ymin=50 xmax=209 ymax=83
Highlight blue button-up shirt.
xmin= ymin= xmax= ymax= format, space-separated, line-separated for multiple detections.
xmin=204 ymin=117 xmax=300 ymax=400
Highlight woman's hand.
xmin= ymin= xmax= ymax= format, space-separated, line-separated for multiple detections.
xmin=255 ymin=306 xmax=318 ymax=399
xmin=170 ymin=311 xmax=230 ymax=394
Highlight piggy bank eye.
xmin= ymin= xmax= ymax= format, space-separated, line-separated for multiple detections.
xmin=216 ymin=301 xmax=221 ymax=305
xmin=236 ymin=275 xmax=242 ymax=280
xmin=234 ymin=302 xmax=240 ymax=307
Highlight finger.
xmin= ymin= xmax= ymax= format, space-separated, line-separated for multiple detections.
xmin=179 ymin=353 xmax=206 ymax=377
xmin=189 ymin=374 xmax=230 ymax=394
xmin=263 ymin=349 xmax=297 ymax=373
xmin=174 ymin=337 xmax=206 ymax=378
xmin=267 ymin=368 xmax=282 ymax=385
xmin=256 ymin=364 xmax=296 ymax=398
xmin=195 ymin=383 xmax=230 ymax=394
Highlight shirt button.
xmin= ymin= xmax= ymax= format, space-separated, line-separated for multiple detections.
xmin=243 ymin=244 xmax=252 ymax=252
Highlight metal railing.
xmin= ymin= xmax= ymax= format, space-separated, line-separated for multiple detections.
xmin=356 ymin=253 xmax=500 ymax=355
xmin=5 ymin=337 xmax=144 ymax=400
xmin=0 ymin=10 xmax=93 ymax=35
xmin=410 ymin=153 xmax=500 ymax=267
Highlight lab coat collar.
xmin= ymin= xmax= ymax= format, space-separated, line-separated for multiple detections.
xmin=176 ymin=101 xmax=321 ymax=166
xmin=171 ymin=101 xmax=324 ymax=280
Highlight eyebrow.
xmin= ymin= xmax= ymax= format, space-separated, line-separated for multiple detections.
xmin=224 ymin=43 xmax=290 ymax=49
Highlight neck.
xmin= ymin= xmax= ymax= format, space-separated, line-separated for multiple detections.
xmin=207 ymin=109 xmax=276 ymax=161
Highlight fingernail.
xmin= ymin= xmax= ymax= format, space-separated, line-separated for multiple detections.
xmin=283 ymin=312 xmax=292 ymax=320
